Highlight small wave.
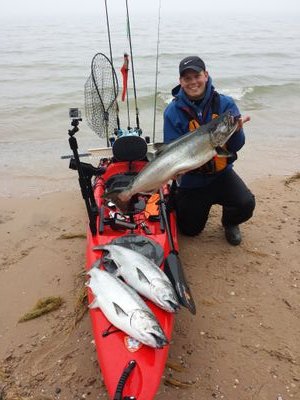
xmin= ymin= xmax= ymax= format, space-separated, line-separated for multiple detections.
xmin=231 ymin=82 xmax=300 ymax=108
xmin=245 ymin=82 xmax=300 ymax=96
xmin=222 ymin=87 xmax=254 ymax=101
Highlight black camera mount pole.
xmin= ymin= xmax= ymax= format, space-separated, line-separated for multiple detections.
xmin=68 ymin=118 xmax=98 ymax=236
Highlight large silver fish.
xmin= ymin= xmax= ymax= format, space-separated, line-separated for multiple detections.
xmin=94 ymin=244 xmax=179 ymax=313
xmin=104 ymin=111 xmax=238 ymax=212
xmin=87 ymin=267 xmax=168 ymax=348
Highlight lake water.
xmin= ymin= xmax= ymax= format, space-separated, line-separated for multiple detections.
xmin=0 ymin=11 xmax=299 ymax=196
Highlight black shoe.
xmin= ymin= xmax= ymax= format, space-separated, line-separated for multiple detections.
xmin=224 ymin=225 xmax=242 ymax=246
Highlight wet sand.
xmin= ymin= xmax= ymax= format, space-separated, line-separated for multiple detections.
xmin=0 ymin=171 xmax=299 ymax=400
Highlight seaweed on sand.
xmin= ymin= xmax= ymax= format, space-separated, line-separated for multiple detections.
xmin=18 ymin=296 xmax=63 ymax=322
xmin=73 ymin=285 xmax=88 ymax=326
xmin=285 ymin=171 xmax=300 ymax=186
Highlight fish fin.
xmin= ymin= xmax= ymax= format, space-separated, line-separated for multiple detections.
xmin=146 ymin=151 xmax=156 ymax=162
xmin=113 ymin=302 xmax=129 ymax=317
xmin=102 ymin=189 xmax=130 ymax=213
xmin=215 ymin=146 xmax=233 ymax=157
xmin=88 ymin=298 xmax=99 ymax=309
xmin=136 ymin=268 xmax=151 ymax=284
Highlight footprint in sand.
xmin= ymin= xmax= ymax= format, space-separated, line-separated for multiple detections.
xmin=0 ymin=211 xmax=15 ymax=224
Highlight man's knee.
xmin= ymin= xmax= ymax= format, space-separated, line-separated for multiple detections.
xmin=178 ymin=224 xmax=204 ymax=237
xmin=242 ymin=193 xmax=256 ymax=220
xmin=177 ymin=215 xmax=207 ymax=236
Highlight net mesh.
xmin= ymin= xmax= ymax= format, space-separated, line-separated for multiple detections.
xmin=84 ymin=53 xmax=119 ymax=138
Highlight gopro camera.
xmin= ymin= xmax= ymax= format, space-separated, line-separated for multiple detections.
xmin=69 ymin=108 xmax=82 ymax=120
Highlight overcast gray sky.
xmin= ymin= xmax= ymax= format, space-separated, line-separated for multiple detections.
xmin=2 ymin=0 xmax=300 ymax=17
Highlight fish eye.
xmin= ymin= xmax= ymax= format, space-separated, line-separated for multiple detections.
xmin=152 ymin=325 xmax=161 ymax=332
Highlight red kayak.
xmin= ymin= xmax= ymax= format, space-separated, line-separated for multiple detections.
xmin=68 ymin=132 xmax=195 ymax=400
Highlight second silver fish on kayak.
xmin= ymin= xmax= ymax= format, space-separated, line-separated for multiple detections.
xmin=93 ymin=244 xmax=180 ymax=313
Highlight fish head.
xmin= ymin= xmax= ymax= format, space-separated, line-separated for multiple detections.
xmin=209 ymin=112 xmax=239 ymax=147
xmin=130 ymin=309 xmax=168 ymax=348
xmin=151 ymin=279 xmax=180 ymax=313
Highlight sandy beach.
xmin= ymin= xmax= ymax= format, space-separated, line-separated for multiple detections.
xmin=0 ymin=169 xmax=299 ymax=400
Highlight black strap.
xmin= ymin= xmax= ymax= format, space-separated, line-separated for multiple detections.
xmin=211 ymin=90 xmax=220 ymax=115
xmin=113 ymin=360 xmax=137 ymax=400
xmin=201 ymin=90 xmax=219 ymax=123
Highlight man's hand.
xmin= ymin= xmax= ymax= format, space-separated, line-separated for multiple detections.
xmin=237 ymin=115 xmax=251 ymax=130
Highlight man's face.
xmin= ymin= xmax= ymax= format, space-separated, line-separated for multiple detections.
xmin=179 ymin=69 xmax=209 ymax=100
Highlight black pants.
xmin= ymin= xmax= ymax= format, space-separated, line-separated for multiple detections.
xmin=175 ymin=169 xmax=255 ymax=236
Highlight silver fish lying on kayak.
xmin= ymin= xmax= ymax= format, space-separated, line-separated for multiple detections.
xmin=104 ymin=111 xmax=238 ymax=212
xmin=86 ymin=267 xmax=168 ymax=348
xmin=94 ymin=244 xmax=179 ymax=313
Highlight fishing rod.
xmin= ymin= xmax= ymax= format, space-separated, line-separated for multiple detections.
xmin=104 ymin=0 xmax=121 ymax=132
xmin=152 ymin=0 xmax=162 ymax=143
xmin=125 ymin=0 xmax=140 ymax=132
xmin=125 ymin=55 xmax=131 ymax=130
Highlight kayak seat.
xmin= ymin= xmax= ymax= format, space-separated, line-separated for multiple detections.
xmin=112 ymin=135 xmax=147 ymax=161
xmin=108 ymin=136 xmax=148 ymax=214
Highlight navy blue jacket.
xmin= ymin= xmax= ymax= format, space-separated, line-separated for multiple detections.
xmin=163 ymin=77 xmax=245 ymax=188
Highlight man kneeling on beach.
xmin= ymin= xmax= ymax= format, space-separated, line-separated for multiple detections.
xmin=163 ymin=56 xmax=255 ymax=245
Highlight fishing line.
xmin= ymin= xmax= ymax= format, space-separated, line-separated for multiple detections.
xmin=104 ymin=0 xmax=121 ymax=131
xmin=125 ymin=0 xmax=140 ymax=131
xmin=152 ymin=0 xmax=162 ymax=144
